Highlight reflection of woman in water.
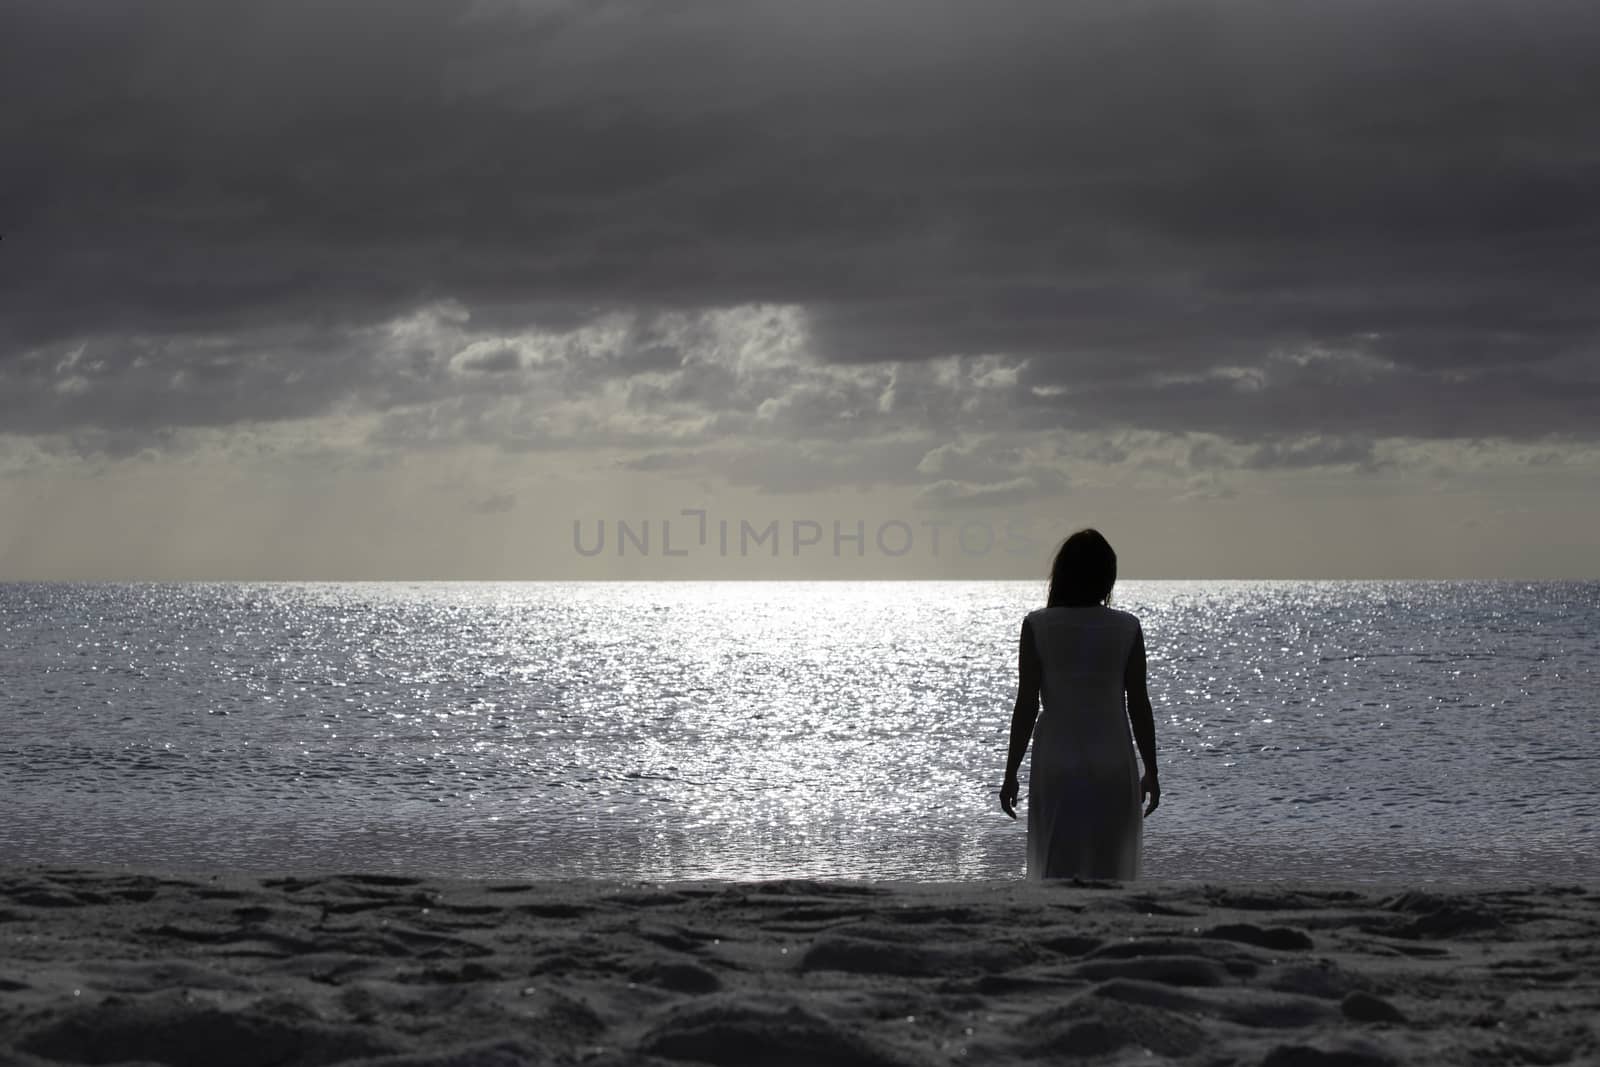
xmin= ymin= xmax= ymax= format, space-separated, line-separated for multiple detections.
xmin=999 ymin=529 xmax=1160 ymax=880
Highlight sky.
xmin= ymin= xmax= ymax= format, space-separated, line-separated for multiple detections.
xmin=2 ymin=0 xmax=1598 ymax=579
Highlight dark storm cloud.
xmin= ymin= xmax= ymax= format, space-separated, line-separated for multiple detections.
xmin=3 ymin=0 xmax=1599 ymax=444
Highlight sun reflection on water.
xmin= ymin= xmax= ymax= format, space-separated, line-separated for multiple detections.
xmin=2 ymin=579 xmax=1597 ymax=883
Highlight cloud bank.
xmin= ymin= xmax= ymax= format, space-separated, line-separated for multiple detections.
xmin=3 ymin=0 xmax=1598 ymax=494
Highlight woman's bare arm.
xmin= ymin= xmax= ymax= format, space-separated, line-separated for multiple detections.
xmin=1000 ymin=618 xmax=1041 ymax=818
xmin=1125 ymin=620 xmax=1161 ymax=815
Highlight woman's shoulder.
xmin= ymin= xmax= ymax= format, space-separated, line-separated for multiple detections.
xmin=1105 ymin=606 xmax=1143 ymax=632
xmin=1025 ymin=605 xmax=1140 ymax=626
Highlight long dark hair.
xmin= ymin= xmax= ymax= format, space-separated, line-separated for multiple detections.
xmin=1047 ymin=528 xmax=1117 ymax=607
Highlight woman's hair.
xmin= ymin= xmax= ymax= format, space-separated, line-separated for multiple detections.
xmin=1047 ymin=528 xmax=1117 ymax=607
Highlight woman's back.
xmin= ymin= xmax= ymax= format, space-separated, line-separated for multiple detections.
xmin=1026 ymin=605 xmax=1142 ymax=764
xmin=1022 ymin=604 xmax=1144 ymax=879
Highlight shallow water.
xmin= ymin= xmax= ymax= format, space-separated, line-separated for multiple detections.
xmin=2 ymin=580 xmax=1596 ymax=883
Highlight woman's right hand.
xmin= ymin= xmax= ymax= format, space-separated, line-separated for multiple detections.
xmin=999 ymin=775 xmax=1019 ymax=820
xmin=1141 ymin=770 xmax=1161 ymax=816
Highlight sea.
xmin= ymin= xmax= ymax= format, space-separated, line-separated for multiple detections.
xmin=2 ymin=580 xmax=1596 ymax=886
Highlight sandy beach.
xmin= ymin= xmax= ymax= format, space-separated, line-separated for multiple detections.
xmin=1 ymin=868 xmax=1595 ymax=1066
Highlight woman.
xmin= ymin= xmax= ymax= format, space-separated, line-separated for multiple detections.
xmin=999 ymin=529 xmax=1160 ymax=880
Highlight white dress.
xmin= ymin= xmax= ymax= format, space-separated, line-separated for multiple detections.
xmin=1024 ymin=605 xmax=1144 ymax=880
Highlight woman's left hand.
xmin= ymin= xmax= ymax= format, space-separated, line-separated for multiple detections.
xmin=1141 ymin=770 xmax=1161 ymax=816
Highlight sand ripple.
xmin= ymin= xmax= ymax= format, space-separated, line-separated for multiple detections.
xmin=1 ymin=870 xmax=1596 ymax=1065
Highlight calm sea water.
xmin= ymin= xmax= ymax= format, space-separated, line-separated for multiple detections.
xmin=2 ymin=581 xmax=1596 ymax=885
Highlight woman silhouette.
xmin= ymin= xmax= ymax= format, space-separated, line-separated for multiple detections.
xmin=999 ymin=529 xmax=1160 ymax=879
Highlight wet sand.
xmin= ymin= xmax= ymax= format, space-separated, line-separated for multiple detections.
xmin=1 ymin=867 xmax=1596 ymax=1065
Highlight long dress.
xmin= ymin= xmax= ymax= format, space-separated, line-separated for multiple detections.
xmin=1025 ymin=605 xmax=1144 ymax=880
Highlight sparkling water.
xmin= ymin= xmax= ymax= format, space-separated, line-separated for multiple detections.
xmin=3 ymin=580 xmax=1596 ymax=884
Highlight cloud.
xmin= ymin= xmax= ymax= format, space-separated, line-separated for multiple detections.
xmin=1174 ymin=476 xmax=1239 ymax=503
xmin=1016 ymin=349 xmax=1600 ymax=441
xmin=1184 ymin=430 xmax=1379 ymax=471
xmin=1243 ymin=436 xmax=1381 ymax=472
xmin=2 ymin=0 xmax=1599 ymax=465
xmin=618 ymin=450 xmax=700 ymax=473
xmin=914 ymin=471 xmax=1069 ymax=511
xmin=470 ymin=492 xmax=517 ymax=514
xmin=454 ymin=345 xmax=523 ymax=374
